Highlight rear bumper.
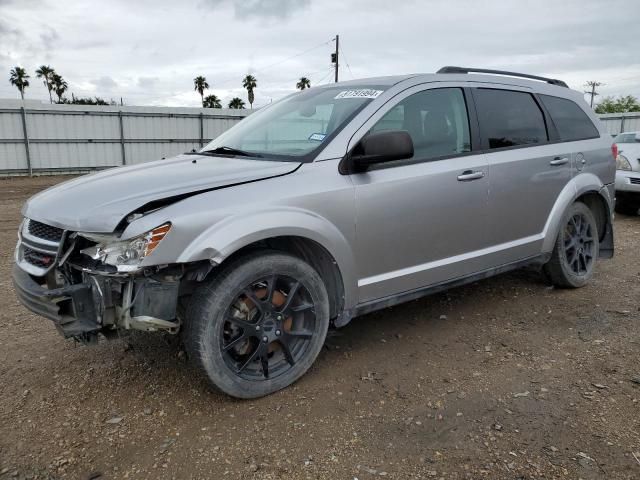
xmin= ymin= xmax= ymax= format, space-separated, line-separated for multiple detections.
xmin=615 ymin=171 xmax=640 ymax=194
xmin=12 ymin=264 xmax=100 ymax=338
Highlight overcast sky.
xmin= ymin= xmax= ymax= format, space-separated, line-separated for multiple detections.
xmin=1 ymin=0 xmax=638 ymax=108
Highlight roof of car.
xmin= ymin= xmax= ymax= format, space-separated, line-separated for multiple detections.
xmin=323 ymin=72 xmax=575 ymax=93
xmin=318 ymin=70 xmax=589 ymax=108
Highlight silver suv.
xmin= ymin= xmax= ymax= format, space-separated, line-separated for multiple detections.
xmin=13 ymin=67 xmax=615 ymax=398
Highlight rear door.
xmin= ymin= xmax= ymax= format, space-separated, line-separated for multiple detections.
xmin=473 ymin=87 xmax=572 ymax=265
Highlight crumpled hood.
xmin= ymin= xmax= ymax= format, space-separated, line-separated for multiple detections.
xmin=23 ymin=154 xmax=301 ymax=233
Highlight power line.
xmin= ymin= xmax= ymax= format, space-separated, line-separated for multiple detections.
xmin=314 ymin=67 xmax=335 ymax=86
xmin=212 ymin=37 xmax=334 ymax=88
xmin=339 ymin=43 xmax=355 ymax=79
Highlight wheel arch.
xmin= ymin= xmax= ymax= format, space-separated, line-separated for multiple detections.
xmin=176 ymin=210 xmax=357 ymax=320
xmin=542 ymin=173 xmax=614 ymax=258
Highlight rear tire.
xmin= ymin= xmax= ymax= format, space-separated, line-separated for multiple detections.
xmin=544 ymin=202 xmax=599 ymax=288
xmin=615 ymin=196 xmax=640 ymax=216
xmin=184 ymin=251 xmax=330 ymax=399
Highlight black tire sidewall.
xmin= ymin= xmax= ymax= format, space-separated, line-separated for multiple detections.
xmin=186 ymin=252 xmax=330 ymax=399
xmin=555 ymin=202 xmax=599 ymax=287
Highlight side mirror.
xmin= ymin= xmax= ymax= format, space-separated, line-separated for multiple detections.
xmin=350 ymin=130 xmax=414 ymax=171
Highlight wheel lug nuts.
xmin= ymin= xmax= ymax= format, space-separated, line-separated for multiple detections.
xmin=255 ymin=325 xmax=261 ymax=331
xmin=262 ymin=336 xmax=268 ymax=342
xmin=277 ymin=315 xmax=283 ymax=321
xmin=276 ymin=330 xmax=281 ymax=336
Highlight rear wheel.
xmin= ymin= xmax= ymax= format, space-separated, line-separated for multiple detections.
xmin=184 ymin=251 xmax=330 ymax=399
xmin=544 ymin=202 xmax=599 ymax=288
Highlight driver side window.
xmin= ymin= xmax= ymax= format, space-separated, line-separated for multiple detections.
xmin=371 ymin=88 xmax=471 ymax=162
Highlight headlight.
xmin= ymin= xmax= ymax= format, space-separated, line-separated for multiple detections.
xmin=616 ymin=154 xmax=632 ymax=171
xmin=80 ymin=223 xmax=171 ymax=272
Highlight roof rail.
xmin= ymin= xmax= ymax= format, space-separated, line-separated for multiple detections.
xmin=436 ymin=66 xmax=568 ymax=88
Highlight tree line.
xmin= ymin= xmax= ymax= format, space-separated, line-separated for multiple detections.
xmin=9 ymin=65 xmax=117 ymax=105
xmin=194 ymin=74 xmax=311 ymax=109
xmin=8 ymin=64 xmax=312 ymax=109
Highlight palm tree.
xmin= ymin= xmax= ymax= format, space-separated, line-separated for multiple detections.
xmin=36 ymin=65 xmax=55 ymax=103
xmin=193 ymin=76 xmax=209 ymax=106
xmin=9 ymin=66 xmax=30 ymax=100
xmin=51 ymin=73 xmax=68 ymax=103
xmin=228 ymin=97 xmax=246 ymax=109
xmin=296 ymin=77 xmax=311 ymax=90
xmin=242 ymin=74 xmax=257 ymax=109
xmin=203 ymin=94 xmax=222 ymax=108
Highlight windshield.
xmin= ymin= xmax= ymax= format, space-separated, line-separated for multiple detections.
xmin=202 ymin=86 xmax=387 ymax=161
xmin=614 ymin=132 xmax=640 ymax=143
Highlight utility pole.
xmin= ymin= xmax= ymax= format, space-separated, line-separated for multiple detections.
xmin=584 ymin=81 xmax=602 ymax=108
xmin=332 ymin=35 xmax=339 ymax=83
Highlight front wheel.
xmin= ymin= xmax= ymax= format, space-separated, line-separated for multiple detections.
xmin=543 ymin=202 xmax=599 ymax=288
xmin=184 ymin=251 xmax=330 ymax=399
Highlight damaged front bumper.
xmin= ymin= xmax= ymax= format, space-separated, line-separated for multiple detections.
xmin=13 ymin=264 xmax=99 ymax=338
xmin=12 ymin=263 xmax=181 ymax=342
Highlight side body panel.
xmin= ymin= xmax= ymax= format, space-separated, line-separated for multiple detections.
xmin=125 ymin=160 xmax=360 ymax=310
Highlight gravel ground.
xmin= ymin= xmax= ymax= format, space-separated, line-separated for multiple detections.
xmin=1 ymin=175 xmax=639 ymax=480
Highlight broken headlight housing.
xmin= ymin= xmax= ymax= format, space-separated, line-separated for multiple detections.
xmin=79 ymin=223 xmax=171 ymax=272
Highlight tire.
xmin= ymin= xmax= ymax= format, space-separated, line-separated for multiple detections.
xmin=543 ymin=202 xmax=599 ymax=288
xmin=184 ymin=251 xmax=330 ymax=399
xmin=615 ymin=197 xmax=640 ymax=216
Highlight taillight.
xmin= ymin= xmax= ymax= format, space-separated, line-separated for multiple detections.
xmin=612 ymin=143 xmax=618 ymax=160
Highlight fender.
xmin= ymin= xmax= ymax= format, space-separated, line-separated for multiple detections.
xmin=541 ymin=172 xmax=611 ymax=254
xmin=176 ymin=207 xmax=358 ymax=310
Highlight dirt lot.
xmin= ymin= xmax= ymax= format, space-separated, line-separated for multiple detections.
xmin=1 ymin=175 xmax=639 ymax=480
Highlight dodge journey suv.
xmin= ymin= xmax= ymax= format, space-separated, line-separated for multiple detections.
xmin=13 ymin=67 xmax=615 ymax=398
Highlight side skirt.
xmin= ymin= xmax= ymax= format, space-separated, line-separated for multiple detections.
xmin=334 ymin=253 xmax=551 ymax=327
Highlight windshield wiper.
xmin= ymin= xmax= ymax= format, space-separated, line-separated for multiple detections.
xmin=194 ymin=146 xmax=263 ymax=158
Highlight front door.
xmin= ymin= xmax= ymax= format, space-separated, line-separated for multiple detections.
xmin=350 ymin=86 xmax=491 ymax=303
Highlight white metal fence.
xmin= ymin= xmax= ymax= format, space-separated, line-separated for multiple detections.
xmin=597 ymin=112 xmax=640 ymax=137
xmin=0 ymin=100 xmax=250 ymax=175
xmin=0 ymin=99 xmax=637 ymax=176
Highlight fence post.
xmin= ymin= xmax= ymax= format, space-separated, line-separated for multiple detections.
xmin=19 ymin=106 xmax=32 ymax=177
xmin=118 ymin=111 xmax=126 ymax=165
xmin=620 ymin=116 xmax=625 ymax=134
xmin=199 ymin=112 xmax=204 ymax=148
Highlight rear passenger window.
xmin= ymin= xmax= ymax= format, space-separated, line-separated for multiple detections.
xmin=540 ymin=94 xmax=599 ymax=141
xmin=474 ymin=89 xmax=548 ymax=149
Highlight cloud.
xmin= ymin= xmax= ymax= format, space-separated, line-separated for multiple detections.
xmin=39 ymin=27 xmax=59 ymax=47
xmin=0 ymin=0 xmax=638 ymax=106
xmin=137 ymin=76 xmax=159 ymax=88
xmin=202 ymin=0 xmax=310 ymax=19
xmin=90 ymin=75 xmax=118 ymax=90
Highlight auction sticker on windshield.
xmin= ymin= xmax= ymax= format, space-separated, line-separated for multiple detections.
xmin=308 ymin=133 xmax=326 ymax=141
xmin=334 ymin=89 xmax=384 ymax=100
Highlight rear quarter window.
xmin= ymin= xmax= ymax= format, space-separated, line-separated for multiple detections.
xmin=539 ymin=94 xmax=600 ymax=142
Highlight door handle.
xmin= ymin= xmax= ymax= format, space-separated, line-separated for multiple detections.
xmin=549 ymin=157 xmax=569 ymax=166
xmin=457 ymin=170 xmax=485 ymax=181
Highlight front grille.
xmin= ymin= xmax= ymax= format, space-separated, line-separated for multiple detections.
xmin=23 ymin=246 xmax=56 ymax=269
xmin=27 ymin=220 xmax=64 ymax=242
xmin=17 ymin=219 xmax=66 ymax=275
xmin=630 ymin=177 xmax=640 ymax=185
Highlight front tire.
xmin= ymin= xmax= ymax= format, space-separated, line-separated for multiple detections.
xmin=184 ymin=251 xmax=330 ymax=399
xmin=544 ymin=202 xmax=599 ymax=288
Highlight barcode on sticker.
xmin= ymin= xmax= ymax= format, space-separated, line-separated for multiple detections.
xmin=334 ymin=89 xmax=383 ymax=100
